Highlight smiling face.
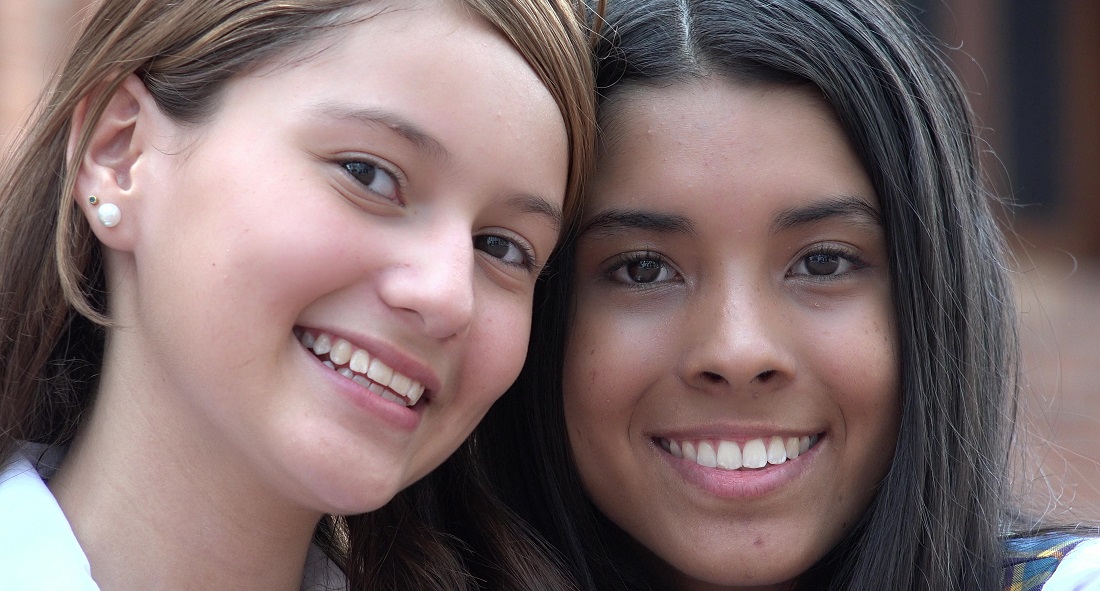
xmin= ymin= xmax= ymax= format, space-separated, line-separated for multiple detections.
xmin=563 ymin=77 xmax=900 ymax=589
xmin=105 ymin=0 xmax=568 ymax=514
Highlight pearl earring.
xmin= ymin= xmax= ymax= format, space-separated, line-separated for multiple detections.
xmin=89 ymin=195 xmax=121 ymax=228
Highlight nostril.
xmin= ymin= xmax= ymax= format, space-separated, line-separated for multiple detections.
xmin=701 ymin=371 xmax=725 ymax=384
xmin=755 ymin=369 xmax=777 ymax=383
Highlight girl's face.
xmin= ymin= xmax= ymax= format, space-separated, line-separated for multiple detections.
xmin=563 ymin=78 xmax=900 ymax=589
xmin=107 ymin=0 xmax=568 ymax=514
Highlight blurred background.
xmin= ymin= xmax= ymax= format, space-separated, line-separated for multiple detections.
xmin=2 ymin=0 xmax=1099 ymax=519
xmin=908 ymin=0 xmax=1100 ymax=523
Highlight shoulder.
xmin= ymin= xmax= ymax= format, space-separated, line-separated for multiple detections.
xmin=1004 ymin=533 xmax=1100 ymax=591
xmin=0 ymin=449 xmax=100 ymax=590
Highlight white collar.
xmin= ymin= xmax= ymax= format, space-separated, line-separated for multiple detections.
xmin=0 ymin=446 xmax=100 ymax=590
xmin=0 ymin=446 xmax=346 ymax=591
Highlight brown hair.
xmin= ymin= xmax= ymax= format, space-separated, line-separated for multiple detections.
xmin=0 ymin=0 xmax=595 ymax=588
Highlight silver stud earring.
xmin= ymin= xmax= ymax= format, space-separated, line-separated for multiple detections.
xmin=89 ymin=195 xmax=121 ymax=228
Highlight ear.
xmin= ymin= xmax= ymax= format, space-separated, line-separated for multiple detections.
xmin=69 ymin=74 xmax=161 ymax=251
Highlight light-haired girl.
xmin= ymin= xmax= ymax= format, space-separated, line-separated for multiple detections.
xmin=0 ymin=1 xmax=595 ymax=588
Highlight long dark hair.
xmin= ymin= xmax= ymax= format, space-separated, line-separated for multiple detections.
xmin=0 ymin=0 xmax=595 ymax=589
xmin=478 ymin=0 xmax=1018 ymax=589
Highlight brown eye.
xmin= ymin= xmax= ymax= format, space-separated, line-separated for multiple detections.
xmin=789 ymin=247 xmax=863 ymax=278
xmin=474 ymin=235 xmax=531 ymax=268
xmin=608 ymin=253 xmax=677 ymax=285
xmin=627 ymin=259 xmax=664 ymax=283
xmin=804 ymin=253 xmax=840 ymax=276
xmin=343 ymin=161 xmax=398 ymax=201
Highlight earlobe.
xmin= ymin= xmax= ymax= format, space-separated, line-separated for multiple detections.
xmin=70 ymin=74 xmax=160 ymax=249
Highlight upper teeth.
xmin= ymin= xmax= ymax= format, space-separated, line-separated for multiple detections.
xmin=298 ymin=330 xmax=426 ymax=407
xmin=661 ymin=435 xmax=819 ymax=470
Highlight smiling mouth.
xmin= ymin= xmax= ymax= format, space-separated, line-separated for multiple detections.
xmin=658 ymin=434 xmax=821 ymax=471
xmin=296 ymin=329 xmax=426 ymax=408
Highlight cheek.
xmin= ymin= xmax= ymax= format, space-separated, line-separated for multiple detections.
xmin=188 ymin=219 xmax=359 ymax=340
xmin=563 ymin=295 xmax=627 ymax=385
xmin=143 ymin=160 xmax=358 ymax=321
xmin=562 ymin=314 xmax=620 ymax=454
xmin=810 ymin=292 xmax=898 ymax=395
xmin=849 ymin=306 xmax=900 ymax=421
xmin=562 ymin=293 xmax=677 ymax=423
xmin=561 ymin=307 xmax=657 ymax=459
xmin=464 ymin=296 xmax=534 ymax=402
xmin=815 ymin=299 xmax=902 ymax=470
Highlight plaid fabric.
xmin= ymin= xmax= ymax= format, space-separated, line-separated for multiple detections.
xmin=1003 ymin=533 xmax=1087 ymax=591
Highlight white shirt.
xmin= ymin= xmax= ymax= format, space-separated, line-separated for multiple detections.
xmin=1045 ymin=538 xmax=1100 ymax=590
xmin=0 ymin=447 xmax=346 ymax=591
xmin=0 ymin=447 xmax=98 ymax=590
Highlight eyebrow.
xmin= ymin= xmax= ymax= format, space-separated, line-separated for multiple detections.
xmin=510 ymin=193 xmax=564 ymax=234
xmin=771 ymin=195 xmax=883 ymax=233
xmin=313 ymin=103 xmax=451 ymax=163
xmin=580 ymin=208 xmax=696 ymax=238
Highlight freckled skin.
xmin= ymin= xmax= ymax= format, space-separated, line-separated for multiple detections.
xmin=564 ymin=78 xmax=900 ymax=590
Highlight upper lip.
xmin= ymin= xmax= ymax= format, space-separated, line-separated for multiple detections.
xmin=650 ymin=424 xmax=824 ymax=442
xmin=296 ymin=325 xmax=442 ymax=397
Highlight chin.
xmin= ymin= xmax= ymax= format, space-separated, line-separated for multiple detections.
xmin=655 ymin=545 xmax=817 ymax=591
xmin=282 ymin=454 xmax=410 ymax=516
xmin=309 ymin=480 xmax=403 ymax=516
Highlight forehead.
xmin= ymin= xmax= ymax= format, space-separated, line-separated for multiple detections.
xmin=187 ymin=0 xmax=567 ymax=167
xmin=599 ymin=77 xmax=846 ymax=165
xmin=589 ymin=77 xmax=873 ymax=214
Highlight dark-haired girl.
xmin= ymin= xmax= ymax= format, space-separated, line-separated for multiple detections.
xmin=480 ymin=0 xmax=1100 ymax=589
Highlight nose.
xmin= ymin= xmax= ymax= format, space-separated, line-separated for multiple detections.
xmin=376 ymin=223 xmax=475 ymax=340
xmin=679 ymin=280 xmax=794 ymax=394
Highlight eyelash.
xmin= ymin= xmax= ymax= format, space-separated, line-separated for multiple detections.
xmin=605 ymin=250 xmax=680 ymax=286
xmin=474 ymin=233 xmax=539 ymax=272
xmin=603 ymin=245 xmax=866 ymax=285
xmin=788 ymin=244 xmax=868 ymax=279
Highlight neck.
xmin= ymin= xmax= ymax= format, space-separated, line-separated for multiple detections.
xmin=48 ymin=365 xmax=324 ymax=590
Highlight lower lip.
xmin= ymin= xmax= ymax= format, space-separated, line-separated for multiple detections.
xmin=658 ymin=438 xmax=821 ymax=499
xmin=302 ymin=343 xmax=421 ymax=432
